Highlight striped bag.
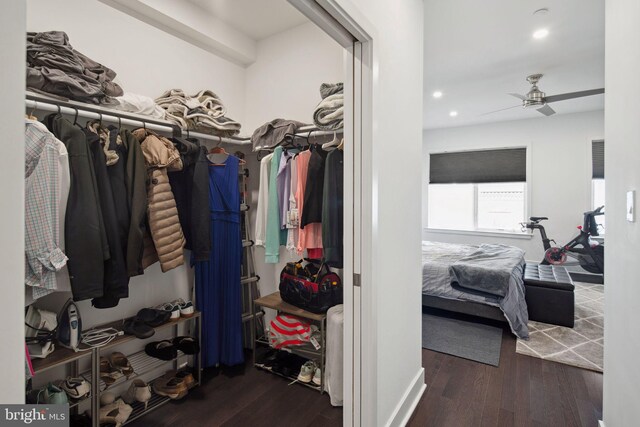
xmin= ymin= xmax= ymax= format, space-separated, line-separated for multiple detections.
xmin=268 ymin=314 xmax=311 ymax=349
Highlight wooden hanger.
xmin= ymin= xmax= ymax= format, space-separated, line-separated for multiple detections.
xmin=338 ymin=138 xmax=344 ymax=151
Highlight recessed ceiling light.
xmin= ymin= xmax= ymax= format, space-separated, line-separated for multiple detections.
xmin=449 ymin=111 xmax=458 ymax=117
xmin=533 ymin=28 xmax=549 ymax=39
xmin=433 ymin=91 xmax=443 ymax=98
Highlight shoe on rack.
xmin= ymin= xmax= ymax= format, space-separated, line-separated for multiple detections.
xmin=172 ymin=336 xmax=200 ymax=355
xmin=135 ymin=308 xmax=171 ymax=328
xmin=163 ymin=369 xmax=196 ymax=389
xmin=59 ymin=377 xmax=90 ymax=400
xmin=69 ymin=412 xmax=92 ymax=427
xmin=122 ymin=379 xmax=152 ymax=410
xmin=37 ymin=383 xmax=68 ymax=404
xmin=312 ymin=367 xmax=322 ymax=386
xmin=156 ymin=302 xmax=180 ymax=320
xmin=172 ymin=299 xmax=195 ymax=318
xmin=144 ymin=340 xmax=177 ymax=361
xmin=99 ymin=399 xmax=132 ymax=427
xmin=100 ymin=392 xmax=116 ymax=407
xmin=109 ymin=352 xmax=134 ymax=378
xmin=100 ymin=357 xmax=123 ymax=388
xmin=122 ymin=318 xmax=155 ymax=339
xmin=152 ymin=376 xmax=188 ymax=400
xmin=297 ymin=361 xmax=316 ymax=383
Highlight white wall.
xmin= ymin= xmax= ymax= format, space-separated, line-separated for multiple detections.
xmin=334 ymin=0 xmax=426 ymax=425
xmin=25 ymin=0 xmax=247 ymax=329
xmin=423 ymin=110 xmax=604 ymax=261
xmin=603 ymin=0 xmax=640 ymax=425
xmin=0 ymin=0 xmax=26 ymax=405
xmin=244 ymin=21 xmax=344 ymax=131
xmin=27 ymin=0 xmax=246 ymax=124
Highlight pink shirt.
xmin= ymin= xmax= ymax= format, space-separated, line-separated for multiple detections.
xmin=295 ymin=150 xmax=323 ymax=254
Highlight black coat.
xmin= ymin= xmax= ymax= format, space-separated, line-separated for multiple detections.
xmin=44 ymin=114 xmax=106 ymax=301
xmin=169 ymin=137 xmax=211 ymax=261
xmin=121 ymin=129 xmax=148 ymax=277
xmin=84 ymin=127 xmax=128 ymax=308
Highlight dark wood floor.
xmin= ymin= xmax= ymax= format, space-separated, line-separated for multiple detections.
xmin=408 ymin=327 xmax=603 ymax=427
xmin=129 ymin=330 xmax=602 ymax=427
xmin=128 ymin=354 xmax=342 ymax=427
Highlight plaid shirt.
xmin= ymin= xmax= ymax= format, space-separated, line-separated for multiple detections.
xmin=25 ymin=120 xmax=69 ymax=300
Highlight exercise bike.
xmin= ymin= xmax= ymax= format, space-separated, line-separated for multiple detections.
xmin=522 ymin=206 xmax=605 ymax=275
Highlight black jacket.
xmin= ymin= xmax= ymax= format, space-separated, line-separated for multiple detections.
xmin=169 ymin=137 xmax=211 ymax=261
xmin=121 ymin=129 xmax=148 ymax=277
xmin=301 ymin=148 xmax=328 ymax=228
xmin=44 ymin=114 xmax=106 ymax=301
xmin=322 ymin=149 xmax=344 ymax=268
xmin=84 ymin=127 xmax=128 ymax=308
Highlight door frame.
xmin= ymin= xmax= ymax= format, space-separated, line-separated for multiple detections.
xmin=287 ymin=1 xmax=375 ymax=425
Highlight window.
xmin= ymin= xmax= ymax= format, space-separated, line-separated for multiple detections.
xmin=592 ymin=140 xmax=605 ymax=233
xmin=428 ymin=148 xmax=527 ymax=234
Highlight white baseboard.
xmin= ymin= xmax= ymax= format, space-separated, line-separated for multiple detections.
xmin=384 ymin=368 xmax=426 ymax=427
xmin=598 ymin=421 xmax=605 ymax=427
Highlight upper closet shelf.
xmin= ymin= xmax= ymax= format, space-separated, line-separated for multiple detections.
xmin=26 ymin=91 xmax=251 ymax=146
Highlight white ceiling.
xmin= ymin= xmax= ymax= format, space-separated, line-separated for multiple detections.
xmin=424 ymin=0 xmax=605 ymax=129
xmin=187 ymin=0 xmax=309 ymax=41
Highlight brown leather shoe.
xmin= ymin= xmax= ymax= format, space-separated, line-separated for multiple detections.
xmin=163 ymin=369 xmax=196 ymax=389
xmin=152 ymin=376 xmax=188 ymax=400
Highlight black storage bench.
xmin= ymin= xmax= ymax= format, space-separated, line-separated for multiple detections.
xmin=524 ymin=263 xmax=575 ymax=328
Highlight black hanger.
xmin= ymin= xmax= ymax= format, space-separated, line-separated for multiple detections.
xmin=72 ymin=108 xmax=82 ymax=128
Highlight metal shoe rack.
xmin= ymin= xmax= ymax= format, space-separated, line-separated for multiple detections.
xmin=29 ymin=312 xmax=201 ymax=427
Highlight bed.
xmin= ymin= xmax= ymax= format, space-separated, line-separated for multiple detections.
xmin=422 ymin=241 xmax=529 ymax=339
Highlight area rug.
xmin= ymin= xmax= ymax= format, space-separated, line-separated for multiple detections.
xmin=422 ymin=312 xmax=503 ymax=366
xmin=516 ymin=282 xmax=604 ymax=372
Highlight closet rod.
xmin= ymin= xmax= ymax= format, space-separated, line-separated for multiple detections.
xmin=24 ymin=96 xmax=251 ymax=146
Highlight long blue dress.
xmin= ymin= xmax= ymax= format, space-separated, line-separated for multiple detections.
xmin=195 ymin=155 xmax=244 ymax=367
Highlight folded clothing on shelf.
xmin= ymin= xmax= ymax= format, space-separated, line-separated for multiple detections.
xmin=155 ymin=89 xmax=241 ymax=137
xmin=26 ymin=31 xmax=123 ymax=103
xmin=312 ymin=83 xmax=343 ymax=131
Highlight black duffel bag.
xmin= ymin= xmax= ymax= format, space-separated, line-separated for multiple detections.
xmin=279 ymin=260 xmax=342 ymax=313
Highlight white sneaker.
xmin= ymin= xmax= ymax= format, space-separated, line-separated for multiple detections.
xmin=297 ymin=361 xmax=316 ymax=383
xmin=157 ymin=302 xmax=180 ymax=320
xmin=122 ymin=379 xmax=152 ymax=409
xmin=172 ymin=299 xmax=195 ymax=318
xmin=59 ymin=377 xmax=90 ymax=400
xmin=312 ymin=367 xmax=322 ymax=386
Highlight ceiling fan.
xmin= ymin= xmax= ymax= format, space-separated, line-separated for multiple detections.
xmin=483 ymin=74 xmax=604 ymax=116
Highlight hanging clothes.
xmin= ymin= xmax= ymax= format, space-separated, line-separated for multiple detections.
xmin=255 ymin=153 xmax=273 ymax=247
xmin=24 ymin=120 xmax=69 ymax=302
xmin=195 ymin=155 xmax=244 ymax=367
xmin=133 ymin=129 xmax=186 ymax=272
xmin=169 ymin=137 xmax=211 ymax=262
xmin=121 ymin=129 xmax=148 ymax=277
xmin=277 ymin=149 xmax=293 ymax=230
xmin=286 ymin=155 xmax=299 ymax=253
xmin=295 ymin=150 xmax=323 ymax=259
xmin=301 ymin=148 xmax=328 ymax=227
xmin=322 ymin=149 xmax=344 ymax=268
xmin=44 ymin=114 xmax=107 ymax=301
xmin=265 ymin=146 xmax=286 ymax=263
xmin=84 ymin=123 xmax=128 ymax=308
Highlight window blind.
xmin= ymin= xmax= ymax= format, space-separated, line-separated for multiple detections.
xmin=592 ymin=140 xmax=605 ymax=179
xmin=429 ymin=148 xmax=527 ymax=184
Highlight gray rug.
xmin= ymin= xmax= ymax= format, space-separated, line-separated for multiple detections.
xmin=422 ymin=313 xmax=503 ymax=366
xmin=516 ymin=282 xmax=604 ymax=372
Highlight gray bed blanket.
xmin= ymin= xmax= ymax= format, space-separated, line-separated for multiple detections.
xmin=450 ymin=244 xmax=525 ymax=298
xmin=422 ymin=241 xmax=529 ymax=339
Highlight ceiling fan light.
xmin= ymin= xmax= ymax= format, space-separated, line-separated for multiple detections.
xmin=533 ymin=28 xmax=549 ymax=39
xmin=432 ymin=91 xmax=443 ymax=98
xmin=449 ymin=111 xmax=458 ymax=117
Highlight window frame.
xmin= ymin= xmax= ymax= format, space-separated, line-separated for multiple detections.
xmin=425 ymin=144 xmax=532 ymax=238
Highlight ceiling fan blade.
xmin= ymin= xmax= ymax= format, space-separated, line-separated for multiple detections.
xmin=545 ymin=88 xmax=605 ymax=103
xmin=537 ymin=104 xmax=556 ymax=116
xmin=508 ymin=93 xmax=527 ymax=100
xmin=479 ymin=105 xmax=522 ymax=116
